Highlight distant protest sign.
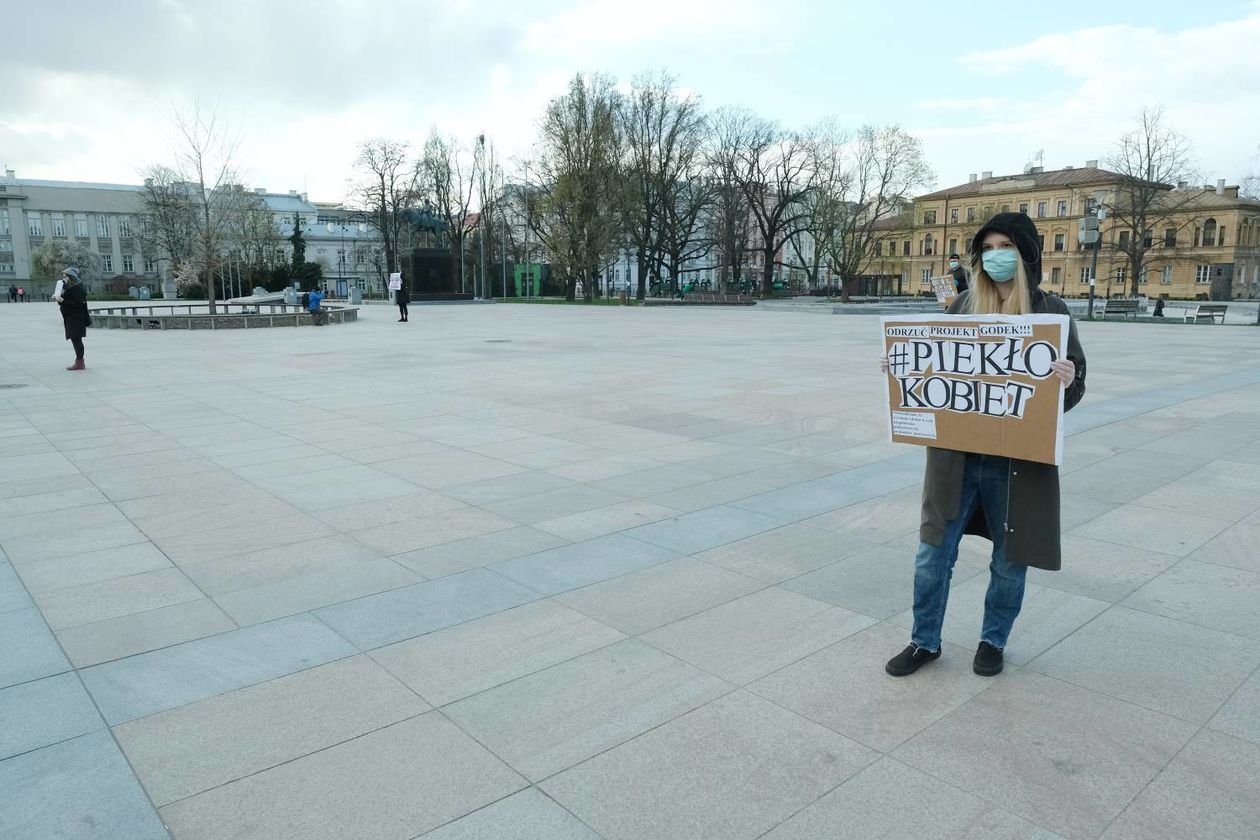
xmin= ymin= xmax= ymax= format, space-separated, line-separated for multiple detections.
xmin=882 ymin=314 xmax=1069 ymax=465
xmin=388 ymin=272 xmax=402 ymax=291
xmin=929 ymin=275 xmax=957 ymax=307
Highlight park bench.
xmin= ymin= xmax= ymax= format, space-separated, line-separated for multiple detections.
xmin=1101 ymin=299 xmax=1139 ymax=320
xmin=1183 ymin=303 xmax=1228 ymax=324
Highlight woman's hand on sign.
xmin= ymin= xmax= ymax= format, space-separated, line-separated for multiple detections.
xmin=879 ymin=354 xmax=889 ymax=374
xmin=1050 ymin=358 xmax=1075 ymax=386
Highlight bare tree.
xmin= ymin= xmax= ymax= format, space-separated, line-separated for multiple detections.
xmin=1103 ymin=106 xmax=1197 ymax=296
xmin=705 ymin=108 xmax=756 ymax=292
xmin=718 ymin=110 xmax=817 ymax=297
xmin=139 ymin=105 xmax=250 ymax=309
xmin=421 ymin=132 xmax=479 ymax=293
xmin=619 ymin=72 xmax=706 ymax=299
xmin=354 ymin=138 xmax=417 ymax=283
xmin=531 ymin=73 xmax=624 ymax=301
xmin=824 ymin=124 xmax=933 ymax=300
xmin=137 ymin=163 xmax=197 ymax=294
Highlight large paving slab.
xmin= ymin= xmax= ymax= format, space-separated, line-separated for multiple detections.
xmin=0 ymin=302 xmax=1257 ymax=838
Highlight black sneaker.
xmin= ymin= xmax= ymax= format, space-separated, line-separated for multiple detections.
xmin=885 ymin=644 xmax=941 ymax=677
xmin=973 ymin=641 xmax=1004 ymax=676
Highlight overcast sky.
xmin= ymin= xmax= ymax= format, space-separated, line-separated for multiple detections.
xmin=4 ymin=0 xmax=1258 ymax=201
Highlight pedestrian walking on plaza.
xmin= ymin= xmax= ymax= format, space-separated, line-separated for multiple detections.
xmin=7 ymin=284 xmax=15 ymax=303
xmin=59 ymin=267 xmax=91 ymax=371
xmin=948 ymin=252 xmax=968 ymax=293
xmin=17 ymin=286 xmax=25 ymax=302
xmin=396 ymin=278 xmax=410 ymax=322
xmin=881 ymin=213 xmax=1087 ymax=678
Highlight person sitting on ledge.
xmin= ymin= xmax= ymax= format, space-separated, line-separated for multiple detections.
xmin=307 ymin=286 xmax=326 ymax=325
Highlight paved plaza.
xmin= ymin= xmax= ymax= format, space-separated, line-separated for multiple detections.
xmin=1 ymin=300 xmax=1258 ymax=840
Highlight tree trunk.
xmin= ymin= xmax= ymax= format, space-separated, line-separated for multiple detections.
xmin=761 ymin=244 xmax=775 ymax=298
xmin=635 ymin=245 xmax=647 ymax=300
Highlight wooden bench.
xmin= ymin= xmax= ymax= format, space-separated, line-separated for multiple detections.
xmin=1183 ymin=303 xmax=1228 ymax=324
xmin=1102 ymin=299 xmax=1139 ymax=320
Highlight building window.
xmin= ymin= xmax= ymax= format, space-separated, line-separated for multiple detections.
xmin=1195 ymin=264 xmax=1211 ymax=283
xmin=144 ymin=257 xmax=157 ymax=273
xmin=1037 ymin=201 xmax=1047 ymax=218
xmin=902 ymin=240 xmax=911 ymax=256
xmin=875 ymin=241 xmax=883 ymax=257
xmin=1057 ymin=200 xmax=1068 ymax=217
xmin=1118 ymin=231 xmax=1131 ymax=250
xmin=1051 ymin=266 xmax=1062 ymax=285
xmin=75 ymin=217 xmax=88 ymax=237
xmin=122 ymin=255 xmax=134 ymax=273
xmin=921 ymin=268 xmax=932 ymax=284
xmin=1001 ymin=204 xmax=1010 ymax=213
xmin=0 ymin=212 xmax=7 ymax=236
xmin=102 ymin=255 xmax=113 ymax=273
xmin=1162 ymin=266 xmax=1173 ymax=284
xmin=1115 ymin=267 xmax=1126 ymax=286
xmin=922 ymin=234 xmax=935 ymax=255
xmin=1054 ymin=233 xmax=1065 ymax=252
xmin=1202 ymin=218 xmax=1217 ymax=247
xmin=950 ymin=208 xmax=959 ymax=223
xmin=27 ymin=215 xmax=43 ymax=236
xmin=1218 ymin=227 xmax=1226 ymax=247
xmin=1079 ymin=266 xmax=1094 ymax=283
xmin=1019 ymin=203 xmax=1029 ymax=215
xmin=50 ymin=215 xmax=66 ymax=237
xmin=948 ymin=238 xmax=957 ymax=255
xmin=966 ymin=207 xmax=976 ymax=222
xmin=1164 ymin=228 xmax=1176 ymax=248
xmin=97 ymin=216 xmax=110 ymax=238
xmin=0 ymin=262 xmax=12 ymax=273
xmin=923 ymin=210 xmax=937 ymax=225
xmin=118 ymin=217 xmax=132 ymax=239
xmin=275 ymin=248 xmax=285 ymax=264
xmin=1037 ymin=234 xmax=1045 ymax=251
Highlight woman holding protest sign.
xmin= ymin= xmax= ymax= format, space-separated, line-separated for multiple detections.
xmin=881 ymin=212 xmax=1087 ymax=677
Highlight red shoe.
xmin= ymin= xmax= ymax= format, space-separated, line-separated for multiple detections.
xmin=66 ymin=359 xmax=85 ymax=371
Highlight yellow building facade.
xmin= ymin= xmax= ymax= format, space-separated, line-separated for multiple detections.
xmin=863 ymin=162 xmax=1260 ymax=300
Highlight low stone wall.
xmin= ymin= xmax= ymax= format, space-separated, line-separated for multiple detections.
xmin=91 ymin=304 xmax=359 ymax=330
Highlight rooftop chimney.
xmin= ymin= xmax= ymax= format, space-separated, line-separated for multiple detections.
xmin=1216 ymin=179 xmax=1226 ymax=194
xmin=288 ymin=189 xmax=297 ymax=196
xmin=255 ymin=187 xmax=266 ymax=194
xmin=1023 ymin=164 xmax=1033 ymax=174
xmin=968 ymin=173 xmax=977 ymax=183
xmin=1176 ymin=180 xmax=1188 ymax=189
xmin=1064 ymin=165 xmax=1074 ymax=170
xmin=1085 ymin=159 xmax=1098 ymax=168
xmin=982 ymin=170 xmax=992 ymax=179
xmin=300 ymin=192 xmax=308 ymax=202
xmin=1030 ymin=166 xmax=1044 ymax=174
xmin=4 ymin=168 xmax=13 ymax=183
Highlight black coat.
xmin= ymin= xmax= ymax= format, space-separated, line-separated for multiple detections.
xmin=919 ymin=288 xmax=1087 ymax=571
xmin=396 ymin=286 xmax=410 ymax=305
xmin=951 ymin=266 xmax=969 ymax=293
xmin=60 ymin=284 xmax=91 ymax=339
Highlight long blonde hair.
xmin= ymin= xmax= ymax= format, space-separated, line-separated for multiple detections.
xmin=968 ymin=253 xmax=1033 ymax=315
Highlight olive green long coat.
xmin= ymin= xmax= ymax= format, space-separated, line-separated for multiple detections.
xmin=919 ymin=290 xmax=1087 ymax=571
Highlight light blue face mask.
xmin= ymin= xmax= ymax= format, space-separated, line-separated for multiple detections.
xmin=981 ymin=249 xmax=1019 ymax=282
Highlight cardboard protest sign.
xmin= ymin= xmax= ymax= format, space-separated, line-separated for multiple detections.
xmin=929 ymin=275 xmax=957 ymax=308
xmin=388 ymin=272 xmax=402 ymax=291
xmin=882 ymin=314 xmax=1069 ymax=465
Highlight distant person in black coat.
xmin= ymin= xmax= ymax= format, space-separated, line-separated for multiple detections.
xmin=59 ymin=267 xmax=90 ymax=370
xmin=949 ymin=253 xmax=969 ymax=294
xmin=396 ymin=280 xmax=410 ymax=322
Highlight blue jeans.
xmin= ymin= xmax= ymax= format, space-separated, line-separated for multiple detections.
xmin=911 ymin=453 xmax=1027 ymax=652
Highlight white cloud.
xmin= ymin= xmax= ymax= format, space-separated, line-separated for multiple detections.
xmin=921 ymin=9 xmax=1260 ymax=186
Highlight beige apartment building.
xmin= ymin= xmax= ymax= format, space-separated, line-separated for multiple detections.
xmin=862 ymin=161 xmax=1260 ymax=300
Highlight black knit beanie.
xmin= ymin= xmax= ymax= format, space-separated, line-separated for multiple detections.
xmin=970 ymin=212 xmax=1042 ymax=288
